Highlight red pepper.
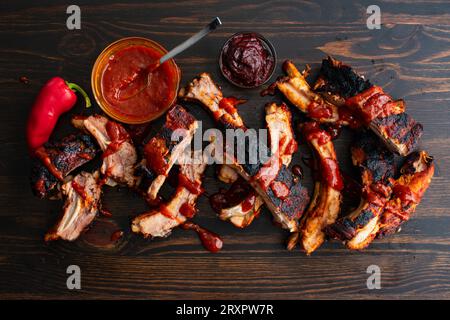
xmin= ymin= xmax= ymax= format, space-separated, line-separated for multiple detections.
xmin=26 ymin=77 xmax=91 ymax=153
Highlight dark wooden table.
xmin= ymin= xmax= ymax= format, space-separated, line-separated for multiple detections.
xmin=1 ymin=0 xmax=449 ymax=299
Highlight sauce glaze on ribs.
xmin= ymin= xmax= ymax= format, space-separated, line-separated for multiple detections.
xmin=180 ymin=73 xmax=309 ymax=232
xmin=30 ymin=133 xmax=98 ymax=199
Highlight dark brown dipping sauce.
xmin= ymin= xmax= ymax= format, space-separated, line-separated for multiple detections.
xmin=220 ymin=33 xmax=275 ymax=88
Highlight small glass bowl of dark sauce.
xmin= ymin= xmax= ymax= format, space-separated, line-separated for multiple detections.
xmin=219 ymin=32 xmax=277 ymax=88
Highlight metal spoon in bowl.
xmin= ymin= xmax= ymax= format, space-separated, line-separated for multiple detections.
xmin=118 ymin=17 xmax=222 ymax=101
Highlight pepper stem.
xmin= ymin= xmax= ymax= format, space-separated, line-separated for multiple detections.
xmin=66 ymin=81 xmax=92 ymax=108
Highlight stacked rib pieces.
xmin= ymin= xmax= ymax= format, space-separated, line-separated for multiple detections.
xmin=266 ymin=56 xmax=433 ymax=252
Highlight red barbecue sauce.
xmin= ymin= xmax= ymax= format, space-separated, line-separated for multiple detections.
xmin=102 ymin=120 xmax=130 ymax=159
xmin=219 ymin=97 xmax=246 ymax=115
xmin=220 ymin=33 xmax=275 ymax=87
xmin=34 ymin=147 xmax=64 ymax=181
xmin=178 ymin=173 xmax=204 ymax=195
xmin=181 ymin=222 xmax=223 ymax=253
xmin=71 ymin=180 xmax=89 ymax=201
xmin=270 ymin=181 xmax=289 ymax=200
xmin=241 ymin=192 xmax=256 ymax=212
xmin=101 ymin=45 xmax=178 ymax=122
xmin=392 ymin=185 xmax=419 ymax=204
xmin=302 ymin=122 xmax=331 ymax=146
xmin=363 ymin=188 xmax=386 ymax=207
xmin=321 ymin=158 xmax=344 ymax=191
xmin=180 ymin=202 xmax=196 ymax=218
xmin=302 ymin=122 xmax=343 ymax=191
xmin=345 ymin=86 xmax=394 ymax=124
xmin=307 ymin=101 xmax=333 ymax=120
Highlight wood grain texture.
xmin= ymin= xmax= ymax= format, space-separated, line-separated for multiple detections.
xmin=0 ymin=0 xmax=449 ymax=299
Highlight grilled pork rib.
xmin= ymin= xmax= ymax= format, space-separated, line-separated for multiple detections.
xmin=212 ymin=103 xmax=297 ymax=228
xmin=290 ymin=122 xmax=342 ymax=254
xmin=132 ymin=151 xmax=207 ymax=238
xmin=30 ymin=133 xmax=98 ymax=199
xmin=143 ymin=105 xmax=199 ymax=201
xmin=72 ymin=115 xmax=138 ymax=187
xmin=272 ymin=61 xmax=342 ymax=124
xmin=325 ymin=132 xmax=396 ymax=249
xmin=45 ymin=171 xmax=101 ymax=241
xmin=180 ymin=73 xmax=309 ymax=232
xmin=314 ymin=57 xmax=423 ymax=156
xmin=378 ymin=151 xmax=434 ymax=237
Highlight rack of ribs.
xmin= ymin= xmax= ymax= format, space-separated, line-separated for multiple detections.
xmin=288 ymin=122 xmax=343 ymax=254
xmin=131 ymin=150 xmax=207 ymax=238
xmin=72 ymin=114 xmax=138 ymax=187
xmin=141 ymin=104 xmax=199 ymax=201
xmin=325 ymin=132 xmax=434 ymax=249
xmin=313 ymin=56 xmax=423 ymax=156
xmin=180 ymin=73 xmax=309 ymax=232
xmin=271 ymin=59 xmax=422 ymax=156
xmin=30 ymin=133 xmax=98 ymax=199
xmin=45 ymin=171 xmax=101 ymax=241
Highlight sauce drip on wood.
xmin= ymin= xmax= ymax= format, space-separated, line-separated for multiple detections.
xmin=181 ymin=222 xmax=223 ymax=253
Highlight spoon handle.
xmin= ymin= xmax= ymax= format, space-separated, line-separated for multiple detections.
xmin=159 ymin=17 xmax=222 ymax=64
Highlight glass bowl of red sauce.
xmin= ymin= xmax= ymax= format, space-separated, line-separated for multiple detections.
xmin=219 ymin=32 xmax=276 ymax=88
xmin=92 ymin=37 xmax=180 ymax=124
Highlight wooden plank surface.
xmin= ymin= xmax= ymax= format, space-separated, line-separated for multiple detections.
xmin=0 ymin=0 xmax=449 ymax=299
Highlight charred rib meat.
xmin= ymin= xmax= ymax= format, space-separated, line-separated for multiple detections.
xmin=30 ymin=133 xmax=98 ymax=199
xmin=72 ymin=114 xmax=138 ymax=187
xmin=314 ymin=56 xmax=423 ymax=156
xmin=271 ymin=61 xmax=343 ymax=124
xmin=143 ymin=105 xmax=199 ymax=201
xmin=45 ymin=171 xmax=101 ymax=241
xmin=325 ymin=132 xmax=396 ymax=249
xmin=378 ymin=151 xmax=434 ymax=237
